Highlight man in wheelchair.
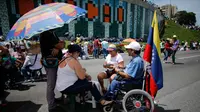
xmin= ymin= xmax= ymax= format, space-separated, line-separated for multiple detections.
xmin=104 ymin=41 xmax=144 ymax=98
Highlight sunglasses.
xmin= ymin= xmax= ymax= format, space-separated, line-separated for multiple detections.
xmin=108 ymin=50 xmax=114 ymax=52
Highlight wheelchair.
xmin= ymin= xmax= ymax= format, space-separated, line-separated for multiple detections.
xmin=102 ymin=71 xmax=154 ymax=112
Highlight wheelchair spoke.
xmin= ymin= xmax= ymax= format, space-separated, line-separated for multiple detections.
xmin=124 ymin=93 xmax=153 ymax=112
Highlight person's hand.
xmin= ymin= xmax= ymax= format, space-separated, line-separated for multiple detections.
xmin=15 ymin=60 xmax=22 ymax=68
xmin=114 ymin=67 xmax=120 ymax=73
xmin=52 ymin=48 xmax=59 ymax=56
xmin=108 ymin=64 xmax=115 ymax=69
xmin=59 ymin=41 xmax=65 ymax=48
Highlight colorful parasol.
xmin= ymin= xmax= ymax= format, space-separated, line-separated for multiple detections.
xmin=123 ymin=38 xmax=136 ymax=43
xmin=6 ymin=3 xmax=87 ymax=41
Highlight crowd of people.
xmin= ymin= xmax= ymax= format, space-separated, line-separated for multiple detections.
xmin=0 ymin=40 xmax=43 ymax=105
xmin=0 ymin=31 xmax=199 ymax=112
xmin=160 ymin=35 xmax=200 ymax=64
xmin=0 ymin=30 xmax=146 ymax=112
xmin=66 ymin=35 xmax=111 ymax=60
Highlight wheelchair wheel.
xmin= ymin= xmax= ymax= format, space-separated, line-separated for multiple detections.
xmin=103 ymin=105 xmax=114 ymax=112
xmin=122 ymin=89 xmax=154 ymax=112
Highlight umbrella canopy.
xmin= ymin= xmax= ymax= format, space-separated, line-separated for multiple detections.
xmin=123 ymin=38 xmax=136 ymax=43
xmin=6 ymin=3 xmax=87 ymax=41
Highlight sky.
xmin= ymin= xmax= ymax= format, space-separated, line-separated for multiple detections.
xmin=150 ymin=0 xmax=200 ymax=25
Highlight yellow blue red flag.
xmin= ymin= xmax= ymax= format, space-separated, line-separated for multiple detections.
xmin=143 ymin=10 xmax=163 ymax=98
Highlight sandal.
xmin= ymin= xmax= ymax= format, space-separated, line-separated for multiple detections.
xmin=101 ymin=100 xmax=113 ymax=106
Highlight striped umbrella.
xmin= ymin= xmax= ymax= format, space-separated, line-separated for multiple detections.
xmin=6 ymin=3 xmax=87 ymax=41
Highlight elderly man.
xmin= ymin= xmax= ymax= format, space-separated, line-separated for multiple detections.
xmin=104 ymin=41 xmax=144 ymax=97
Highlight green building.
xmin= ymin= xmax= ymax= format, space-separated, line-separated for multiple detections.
xmin=0 ymin=0 xmax=164 ymax=39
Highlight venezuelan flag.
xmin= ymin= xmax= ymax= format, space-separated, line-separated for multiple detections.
xmin=143 ymin=10 xmax=163 ymax=98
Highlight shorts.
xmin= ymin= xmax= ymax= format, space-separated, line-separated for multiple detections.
xmin=104 ymin=69 xmax=116 ymax=78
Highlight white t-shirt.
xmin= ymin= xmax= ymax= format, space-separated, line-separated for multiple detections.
xmin=105 ymin=53 xmax=124 ymax=69
xmin=22 ymin=53 xmax=42 ymax=70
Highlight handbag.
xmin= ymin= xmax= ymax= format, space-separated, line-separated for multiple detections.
xmin=41 ymin=55 xmax=68 ymax=68
xmin=41 ymin=56 xmax=59 ymax=68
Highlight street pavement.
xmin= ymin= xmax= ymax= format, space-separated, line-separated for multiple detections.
xmin=1 ymin=50 xmax=200 ymax=112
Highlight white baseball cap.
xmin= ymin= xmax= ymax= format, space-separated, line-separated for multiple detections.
xmin=173 ymin=35 xmax=177 ymax=37
xmin=125 ymin=41 xmax=141 ymax=51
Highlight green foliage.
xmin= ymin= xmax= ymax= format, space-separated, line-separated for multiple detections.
xmin=175 ymin=11 xmax=196 ymax=25
xmin=163 ymin=20 xmax=200 ymax=41
xmin=65 ymin=40 xmax=70 ymax=49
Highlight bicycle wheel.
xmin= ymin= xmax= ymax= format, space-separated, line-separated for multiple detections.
xmin=122 ymin=89 xmax=154 ymax=112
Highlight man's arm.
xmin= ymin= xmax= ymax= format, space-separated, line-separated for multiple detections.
xmin=115 ymin=61 xmax=138 ymax=79
xmin=116 ymin=70 xmax=131 ymax=79
xmin=55 ymin=41 xmax=65 ymax=50
xmin=52 ymin=41 xmax=65 ymax=56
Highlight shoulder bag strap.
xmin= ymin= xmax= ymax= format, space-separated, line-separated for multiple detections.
xmin=31 ymin=54 xmax=38 ymax=66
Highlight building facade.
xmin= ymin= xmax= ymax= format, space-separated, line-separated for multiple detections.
xmin=161 ymin=4 xmax=178 ymax=19
xmin=0 ymin=0 xmax=164 ymax=39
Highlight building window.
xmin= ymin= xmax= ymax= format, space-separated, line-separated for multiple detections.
xmin=103 ymin=3 xmax=111 ymax=23
xmin=86 ymin=1 xmax=98 ymax=21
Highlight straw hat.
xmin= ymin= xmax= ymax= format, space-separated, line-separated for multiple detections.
xmin=28 ymin=42 xmax=40 ymax=54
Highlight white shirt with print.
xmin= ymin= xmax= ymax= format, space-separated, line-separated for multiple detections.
xmin=105 ymin=53 xmax=123 ymax=70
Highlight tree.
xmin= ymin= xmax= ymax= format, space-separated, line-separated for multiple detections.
xmin=175 ymin=11 xmax=196 ymax=25
xmin=187 ymin=12 xmax=196 ymax=25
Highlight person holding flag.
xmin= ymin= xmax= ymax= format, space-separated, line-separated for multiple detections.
xmin=143 ymin=10 xmax=164 ymax=100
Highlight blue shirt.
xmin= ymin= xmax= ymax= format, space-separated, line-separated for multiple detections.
xmin=101 ymin=41 xmax=109 ymax=49
xmin=124 ymin=55 xmax=144 ymax=80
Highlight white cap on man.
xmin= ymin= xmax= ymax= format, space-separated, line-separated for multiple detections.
xmin=125 ymin=41 xmax=141 ymax=51
xmin=173 ymin=35 xmax=177 ymax=38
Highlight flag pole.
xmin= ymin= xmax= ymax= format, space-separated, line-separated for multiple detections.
xmin=142 ymin=61 xmax=149 ymax=91
xmin=141 ymin=61 xmax=149 ymax=102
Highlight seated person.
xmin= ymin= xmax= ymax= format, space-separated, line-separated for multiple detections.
xmin=97 ymin=44 xmax=124 ymax=93
xmin=21 ymin=43 xmax=42 ymax=81
xmin=104 ymin=42 xmax=144 ymax=98
xmin=12 ymin=46 xmax=26 ymax=62
xmin=0 ymin=47 xmax=8 ymax=106
xmin=1 ymin=50 xmax=23 ymax=87
xmin=56 ymin=44 xmax=112 ymax=105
